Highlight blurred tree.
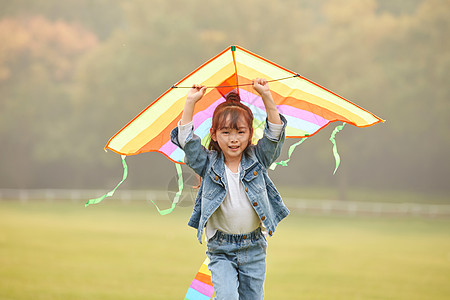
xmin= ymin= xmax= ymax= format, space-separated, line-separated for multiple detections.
xmin=0 ymin=0 xmax=448 ymax=195
xmin=0 ymin=16 xmax=98 ymax=187
xmin=72 ymin=0 xmax=450 ymax=193
xmin=0 ymin=0 xmax=124 ymax=39
xmin=273 ymin=0 xmax=450 ymax=195
xmin=373 ymin=0 xmax=450 ymax=190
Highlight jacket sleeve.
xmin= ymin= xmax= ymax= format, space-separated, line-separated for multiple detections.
xmin=254 ymin=114 xmax=287 ymax=169
xmin=170 ymin=126 xmax=210 ymax=178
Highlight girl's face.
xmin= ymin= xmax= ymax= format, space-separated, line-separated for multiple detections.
xmin=211 ymin=117 xmax=251 ymax=162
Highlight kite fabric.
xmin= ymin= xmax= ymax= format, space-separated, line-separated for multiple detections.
xmin=184 ymin=258 xmax=215 ymax=300
xmin=104 ymin=45 xmax=384 ymax=163
xmin=87 ymin=45 xmax=384 ymax=207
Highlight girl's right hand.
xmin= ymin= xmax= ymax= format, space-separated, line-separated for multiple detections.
xmin=187 ymin=84 xmax=207 ymax=103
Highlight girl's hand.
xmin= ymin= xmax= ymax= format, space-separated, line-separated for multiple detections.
xmin=181 ymin=84 xmax=206 ymax=125
xmin=187 ymin=84 xmax=207 ymax=103
xmin=253 ymin=78 xmax=282 ymax=124
xmin=252 ymin=78 xmax=270 ymax=96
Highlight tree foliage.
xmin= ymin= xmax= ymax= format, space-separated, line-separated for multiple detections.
xmin=0 ymin=0 xmax=448 ymax=194
xmin=0 ymin=16 xmax=98 ymax=187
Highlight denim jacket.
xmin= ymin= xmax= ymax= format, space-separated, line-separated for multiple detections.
xmin=170 ymin=114 xmax=290 ymax=243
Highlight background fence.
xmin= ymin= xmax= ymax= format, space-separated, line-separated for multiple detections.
xmin=1 ymin=189 xmax=449 ymax=218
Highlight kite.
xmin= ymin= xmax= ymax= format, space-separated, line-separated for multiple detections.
xmin=184 ymin=258 xmax=215 ymax=300
xmin=103 ymin=45 xmax=382 ymax=162
xmin=86 ymin=45 xmax=383 ymax=300
xmin=86 ymin=45 xmax=383 ymax=208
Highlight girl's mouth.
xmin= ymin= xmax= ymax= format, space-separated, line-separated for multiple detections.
xmin=229 ymin=145 xmax=240 ymax=151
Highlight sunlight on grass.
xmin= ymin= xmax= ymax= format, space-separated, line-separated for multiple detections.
xmin=1 ymin=200 xmax=449 ymax=299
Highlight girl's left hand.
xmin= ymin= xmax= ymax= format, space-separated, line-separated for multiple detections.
xmin=253 ymin=78 xmax=270 ymax=96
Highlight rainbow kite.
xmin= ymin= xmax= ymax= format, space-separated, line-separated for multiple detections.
xmin=103 ymin=45 xmax=383 ymax=164
xmin=86 ymin=45 xmax=383 ymax=209
xmin=184 ymin=258 xmax=215 ymax=300
xmin=86 ymin=45 xmax=383 ymax=208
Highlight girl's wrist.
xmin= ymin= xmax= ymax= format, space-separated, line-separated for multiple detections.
xmin=186 ymin=97 xmax=197 ymax=104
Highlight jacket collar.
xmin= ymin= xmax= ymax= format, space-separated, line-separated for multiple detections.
xmin=211 ymin=152 xmax=225 ymax=177
xmin=240 ymin=149 xmax=257 ymax=171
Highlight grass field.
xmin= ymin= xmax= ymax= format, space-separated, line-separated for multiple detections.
xmin=1 ymin=200 xmax=449 ymax=299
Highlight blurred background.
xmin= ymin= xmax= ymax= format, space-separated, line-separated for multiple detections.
xmin=1 ymin=1 xmax=450 ymax=299
xmin=0 ymin=0 xmax=449 ymax=199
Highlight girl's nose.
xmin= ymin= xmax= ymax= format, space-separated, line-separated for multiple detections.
xmin=229 ymin=133 xmax=238 ymax=141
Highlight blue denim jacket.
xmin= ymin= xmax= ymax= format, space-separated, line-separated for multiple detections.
xmin=170 ymin=114 xmax=290 ymax=243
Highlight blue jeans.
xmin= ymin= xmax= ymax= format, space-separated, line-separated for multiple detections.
xmin=206 ymin=228 xmax=267 ymax=300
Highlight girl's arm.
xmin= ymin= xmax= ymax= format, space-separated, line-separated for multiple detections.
xmin=172 ymin=84 xmax=210 ymax=177
xmin=180 ymin=84 xmax=207 ymax=125
xmin=253 ymin=78 xmax=282 ymax=125
xmin=252 ymin=78 xmax=287 ymax=168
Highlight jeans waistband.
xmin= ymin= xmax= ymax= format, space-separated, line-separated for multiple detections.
xmin=212 ymin=227 xmax=263 ymax=244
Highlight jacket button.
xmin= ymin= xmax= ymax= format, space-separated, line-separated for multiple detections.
xmin=214 ymin=176 xmax=219 ymax=181
xmin=269 ymin=230 xmax=273 ymax=235
xmin=254 ymin=171 xmax=257 ymax=176
xmin=261 ymin=216 xmax=266 ymax=221
xmin=243 ymin=235 xmax=247 ymax=239
xmin=253 ymin=202 xmax=257 ymax=206
xmin=245 ymin=187 xmax=248 ymax=192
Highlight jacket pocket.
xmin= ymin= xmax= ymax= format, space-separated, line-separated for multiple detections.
xmin=204 ymin=171 xmax=225 ymax=199
xmin=242 ymin=165 xmax=265 ymax=193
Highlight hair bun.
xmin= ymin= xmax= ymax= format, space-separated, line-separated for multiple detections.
xmin=225 ymin=91 xmax=241 ymax=103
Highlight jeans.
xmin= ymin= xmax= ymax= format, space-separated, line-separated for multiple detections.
xmin=206 ymin=228 xmax=267 ymax=300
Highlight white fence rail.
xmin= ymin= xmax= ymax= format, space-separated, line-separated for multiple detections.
xmin=1 ymin=189 xmax=449 ymax=218
xmin=283 ymin=198 xmax=450 ymax=218
xmin=0 ymin=188 xmax=168 ymax=203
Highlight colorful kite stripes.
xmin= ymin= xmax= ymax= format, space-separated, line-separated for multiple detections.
xmin=184 ymin=258 xmax=215 ymax=300
xmin=105 ymin=45 xmax=384 ymax=163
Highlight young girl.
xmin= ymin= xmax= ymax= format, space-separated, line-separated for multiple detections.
xmin=170 ymin=78 xmax=289 ymax=300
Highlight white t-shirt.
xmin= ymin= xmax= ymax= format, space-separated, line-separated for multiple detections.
xmin=178 ymin=120 xmax=283 ymax=240
xmin=205 ymin=164 xmax=261 ymax=239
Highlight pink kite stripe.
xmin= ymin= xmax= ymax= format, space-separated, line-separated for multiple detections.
xmin=190 ymin=279 xmax=215 ymax=296
xmin=159 ymin=139 xmax=178 ymax=156
xmin=192 ymin=98 xmax=223 ymax=129
xmin=237 ymin=89 xmax=328 ymax=126
xmin=158 ymin=88 xmax=328 ymax=157
xmin=158 ymin=99 xmax=224 ymax=156
xmin=277 ymin=104 xmax=329 ymax=126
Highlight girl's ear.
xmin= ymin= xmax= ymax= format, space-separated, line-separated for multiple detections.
xmin=210 ymin=128 xmax=217 ymax=141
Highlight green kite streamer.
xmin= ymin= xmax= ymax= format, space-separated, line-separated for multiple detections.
xmin=329 ymin=123 xmax=346 ymax=174
xmin=151 ymin=163 xmax=184 ymax=215
xmin=85 ymin=155 xmax=128 ymax=207
xmin=269 ymin=138 xmax=307 ymax=170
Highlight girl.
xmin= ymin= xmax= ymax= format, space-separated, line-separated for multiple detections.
xmin=170 ymin=78 xmax=289 ymax=300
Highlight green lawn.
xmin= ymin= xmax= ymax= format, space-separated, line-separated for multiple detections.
xmin=1 ymin=200 xmax=449 ymax=299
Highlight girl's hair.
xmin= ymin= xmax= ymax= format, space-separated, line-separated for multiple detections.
xmin=208 ymin=92 xmax=254 ymax=152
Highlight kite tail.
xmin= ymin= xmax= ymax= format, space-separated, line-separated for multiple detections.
xmin=329 ymin=123 xmax=346 ymax=174
xmin=85 ymin=155 xmax=128 ymax=207
xmin=184 ymin=257 xmax=215 ymax=300
xmin=150 ymin=163 xmax=183 ymax=215
xmin=269 ymin=137 xmax=308 ymax=170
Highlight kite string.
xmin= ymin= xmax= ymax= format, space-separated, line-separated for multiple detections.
xmin=172 ymin=74 xmax=300 ymax=89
